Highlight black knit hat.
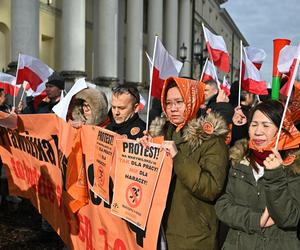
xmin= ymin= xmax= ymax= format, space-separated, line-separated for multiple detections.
xmin=47 ymin=71 xmax=65 ymax=90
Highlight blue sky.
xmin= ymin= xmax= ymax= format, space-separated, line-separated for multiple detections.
xmin=223 ymin=0 xmax=300 ymax=86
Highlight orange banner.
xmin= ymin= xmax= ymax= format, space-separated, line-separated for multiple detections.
xmin=81 ymin=126 xmax=119 ymax=204
xmin=0 ymin=113 xmax=173 ymax=250
xmin=111 ymin=139 xmax=165 ymax=230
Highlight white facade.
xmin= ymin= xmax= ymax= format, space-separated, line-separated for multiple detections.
xmin=0 ymin=0 xmax=247 ymax=84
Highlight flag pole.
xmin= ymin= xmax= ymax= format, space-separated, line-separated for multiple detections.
xmin=146 ymin=35 xmax=158 ymax=131
xmin=275 ymin=44 xmax=300 ymax=150
xmin=17 ymin=82 xmax=27 ymax=109
xmin=238 ymin=40 xmax=243 ymax=107
xmin=200 ymin=57 xmax=208 ymax=81
xmin=13 ymin=53 xmax=21 ymax=108
xmin=202 ymin=23 xmax=220 ymax=89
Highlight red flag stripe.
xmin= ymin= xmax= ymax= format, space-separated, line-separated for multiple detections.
xmin=242 ymin=78 xmax=268 ymax=95
xmin=151 ymin=67 xmax=165 ymax=100
xmin=206 ymin=43 xmax=230 ymax=73
xmin=16 ymin=67 xmax=43 ymax=91
xmin=0 ymin=82 xmax=20 ymax=96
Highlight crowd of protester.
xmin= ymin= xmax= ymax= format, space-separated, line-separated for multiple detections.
xmin=1 ymin=70 xmax=300 ymax=250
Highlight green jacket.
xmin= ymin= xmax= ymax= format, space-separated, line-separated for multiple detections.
xmin=150 ymin=112 xmax=229 ymax=250
xmin=215 ymin=139 xmax=300 ymax=250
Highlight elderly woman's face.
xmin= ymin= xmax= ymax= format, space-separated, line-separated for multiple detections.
xmin=165 ymin=87 xmax=186 ymax=125
xmin=249 ymin=110 xmax=278 ymax=147
xmin=82 ymin=101 xmax=92 ymax=117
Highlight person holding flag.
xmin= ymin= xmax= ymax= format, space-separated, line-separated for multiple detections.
xmin=216 ymin=100 xmax=300 ymax=250
xmin=139 ymin=77 xmax=229 ymax=249
xmin=23 ymin=71 xmax=65 ymax=114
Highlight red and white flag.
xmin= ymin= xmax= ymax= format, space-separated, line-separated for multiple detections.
xmin=203 ymin=25 xmax=230 ymax=73
xmin=148 ymin=38 xmax=183 ymax=100
xmin=201 ymin=59 xmax=218 ymax=82
xmin=139 ymin=94 xmax=146 ymax=111
xmin=241 ymin=46 xmax=268 ymax=95
xmin=16 ymin=54 xmax=54 ymax=92
xmin=244 ymin=46 xmax=266 ymax=70
xmin=278 ymin=45 xmax=300 ymax=96
xmin=0 ymin=73 xmax=20 ymax=96
xmin=221 ymin=76 xmax=231 ymax=96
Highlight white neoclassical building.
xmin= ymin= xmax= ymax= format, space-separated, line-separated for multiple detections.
xmin=0 ymin=0 xmax=248 ymax=87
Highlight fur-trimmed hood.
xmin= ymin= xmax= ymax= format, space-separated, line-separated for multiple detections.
xmin=69 ymin=88 xmax=108 ymax=125
xmin=149 ymin=112 xmax=228 ymax=151
xmin=229 ymin=139 xmax=300 ymax=175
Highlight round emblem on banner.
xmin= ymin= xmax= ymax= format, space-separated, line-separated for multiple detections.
xmin=126 ymin=182 xmax=142 ymax=208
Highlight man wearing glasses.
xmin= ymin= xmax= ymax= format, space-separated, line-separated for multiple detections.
xmin=107 ymin=85 xmax=145 ymax=139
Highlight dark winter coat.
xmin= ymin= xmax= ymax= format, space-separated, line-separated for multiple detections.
xmin=215 ymin=139 xmax=300 ymax=250
xmin=106 ymin=111 xmax=145 ymax=140
xmin=150 ymin=112 xmax=229 ymax=250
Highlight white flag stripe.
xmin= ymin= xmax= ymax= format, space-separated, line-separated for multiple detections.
xmin=243 ymin=47 xmax=263 ymax=81
xmin=203 ymin=26 xmax=228 ymax=52
xmin=154 ymin=39 xmax=183 ymax=79
xmin=19 ymin=54 xmax=54 ymax=82
xmin=245 ymin=46 xmax=266 ymax=63
xmin=52 ymin=78 xmax=88 ymax=121
xmin=0 ymin=73 xmax=17 ymax=85
xmin=277 ymin=45 xmax=299 ymax=73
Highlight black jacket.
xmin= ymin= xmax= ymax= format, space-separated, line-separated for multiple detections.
xmin=106 ymin=110 xmax=146 ymax=140
xmin=198 ymin=94 xmax=234 ymax=124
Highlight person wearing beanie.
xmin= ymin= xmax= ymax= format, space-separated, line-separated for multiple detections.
xmin=23 ymin=71 xmax=65 ymax=114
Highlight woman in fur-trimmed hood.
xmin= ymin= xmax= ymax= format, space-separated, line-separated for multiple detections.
xmin=68 ymin=87 xmax=109 ymax=127
xmin=145 ymin=77 xmax=229 ymax=250
xmin=215 ymin=100 xmax=300 ymax=250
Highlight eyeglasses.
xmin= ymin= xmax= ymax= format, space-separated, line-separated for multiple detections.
xmin=112 ymin=86 xmax=140 ymax=103
xmin=165 ymin=99 xmax=185 ymax=110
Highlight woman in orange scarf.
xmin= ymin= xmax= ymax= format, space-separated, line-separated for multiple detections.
xmin=139 ymin=77 xmax=229 ymax=250
xmin=216 ymin=100 xmax=300 ymax=250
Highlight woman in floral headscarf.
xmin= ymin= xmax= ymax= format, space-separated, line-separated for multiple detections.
xmin=216 ymin=100 xmax=300 ymax=250
xmin=139 ymin=77 xmax=229 ymax=250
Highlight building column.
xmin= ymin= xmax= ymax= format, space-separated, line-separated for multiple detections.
xmin=164 ymin=0 xmax=178 ymax=57
xmin=147 ymin=0 xmax=163 ymax=55
xmin=11 ymin=0 xmax=39 ymax=67
xmin=93 ymin=0 xmax=118 ymax=86
xmin=61 ymin=0 xmax=86 ymax=82
xmin=126 ymin=0 xmax=143 ymax=85
xmin=179 ymin=0 xmax=192 ymax=77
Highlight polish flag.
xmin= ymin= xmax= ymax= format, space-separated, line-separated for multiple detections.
xmin=0 ymin=73 xmax=20 ymax=96
xmin=201 ymin=59 xmax=218 ymax=82
xmin=221 ymin=76 xmax=231 ymax=96
xmin=139 ymin=94 xmax=146 ymax=111
xmin=203 ymin=25 xmax=230 ymax=73
xmin=16 ymin=54 xmax=54 ymax=91
xmin=244 ymin=46 xmax=266 ymax=70
xmin=148 ymin=38 xmax=183 ymax=100
xmin=278 ymin=45 xmax=300 ymax=96
xmin=241 ymin=46 xmax=268 ymax=95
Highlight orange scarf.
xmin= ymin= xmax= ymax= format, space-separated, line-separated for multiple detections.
xmin=249 ymin=110 xmax=300 ymax=152
xmin=161 ymin=77 xmax=205 ymax=131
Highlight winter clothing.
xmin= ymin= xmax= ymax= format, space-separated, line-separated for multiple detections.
xmin=47 ymin=71 xmax=65 ymax=90
xmin=199 ymin=94 xmax=234 ymax=124
xmin=68 ymin=88 xmax=108 ymax=126
xmin=215 ymin=139 xmax=300 ymax=250
xmin=106 ymin=111 xmax=145 ymax=140
xmin=150 ymin=77 xmax=229 ymax=250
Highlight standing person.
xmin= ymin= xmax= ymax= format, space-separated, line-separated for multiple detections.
xmin=200 ymin=79 xmax=234 ymax=124
xmin=106 ymin=84 xmax=145 ymax=139
xmin=216 ymin=100 xmax=300 ymax=250
xmin=139 ymin=77 xmax=229 ymax=250
xmin=23 ymin=71 xmax=65 ymax=114
xmin=68 ymin=87 xmax=109 ymax=128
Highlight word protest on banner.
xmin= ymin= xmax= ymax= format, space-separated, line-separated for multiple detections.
xmin=0 ymin=113 xmax=174 ymax=250
xmin=111 ymin=139 xmax=165 ymax=230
